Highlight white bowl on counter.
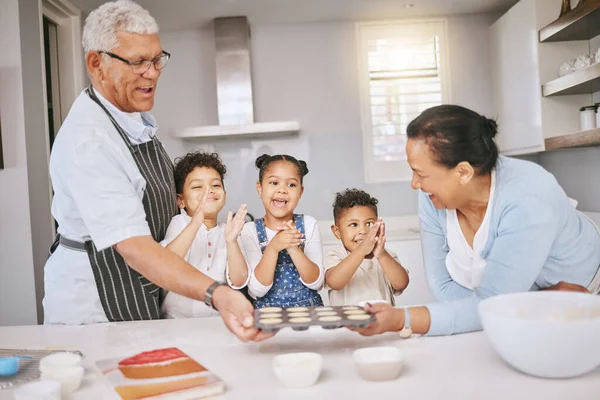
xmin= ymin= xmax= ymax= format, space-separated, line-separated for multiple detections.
xmin=39 ymin=352 xmax=82 ymax=371
xmin=39 ymin=352 xmax=84 ymax=395
xmin=479 ymin=291 xmax=600 ymax=378
xmin=41 ymin=366 xmax=85 ymax=395
xmin=272 ymin=352 xmax=323 ymax=388
xmin=353 ymin=346 xmax=404 ymax=381
xmin=357 ymin=300 xmax=388 ymax=308
xmin=13 ymin=380 xmax=61 ymax=400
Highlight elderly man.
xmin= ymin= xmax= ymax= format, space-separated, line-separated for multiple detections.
xmin=43 ymin=0 xmax=270 ymax=342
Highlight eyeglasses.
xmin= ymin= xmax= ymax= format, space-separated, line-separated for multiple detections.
xmin=98 ymin=50 xmax=171 ymax=75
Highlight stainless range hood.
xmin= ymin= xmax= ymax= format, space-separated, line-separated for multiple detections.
xmin=172 ymin=17 xmax=299 ymax=139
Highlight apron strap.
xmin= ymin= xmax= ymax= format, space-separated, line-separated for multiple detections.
xmin=59 ymin=235 xmax=86 ymax=252
xmin=254 ymin=217 xmax=269 ymax=253
xmin=85 ymin=85 xmax=138 ymax=153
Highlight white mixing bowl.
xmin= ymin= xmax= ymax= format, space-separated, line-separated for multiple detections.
xmin=478 ymin=291 xmax=600 ymax=378
xmin=272 ymin=352 xmax=323 ymax=388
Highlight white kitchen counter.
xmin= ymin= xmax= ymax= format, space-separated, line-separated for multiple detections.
xmin=0 ymin=318 xmax=598 ymax=399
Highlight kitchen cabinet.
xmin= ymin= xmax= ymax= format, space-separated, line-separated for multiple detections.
xmin=489 ymin=0 xmax=593 ymax=154
xmin=489 ymin=0 xmax=544 ymax=155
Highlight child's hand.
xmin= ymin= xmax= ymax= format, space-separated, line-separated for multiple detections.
xmin=372 ymin=220 xmax=387 ymax=258
xmin=269 ymin=220 xmax=303 ymax=252
xmin=191 ymin=189 xmax=208 ymax=225
xmin=224 ymin=204 xmax=247 ymax=244
xmin=355 ymin=219 xmax=382 ymax=257
xmin=281 ymin=220 xmax=305 ymax=253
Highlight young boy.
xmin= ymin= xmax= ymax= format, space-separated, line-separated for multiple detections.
xmin=324 ymin=189 xmax=409 ymax=306
xmin=161 ymin=150 xmax=250 ymax=318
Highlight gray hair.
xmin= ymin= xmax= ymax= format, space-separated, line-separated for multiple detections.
xmin=82 ymin=0 xmax=159 ymax=53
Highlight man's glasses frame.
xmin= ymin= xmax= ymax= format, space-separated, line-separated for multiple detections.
xmin=98 ymin=50 xmax=171 ymax=75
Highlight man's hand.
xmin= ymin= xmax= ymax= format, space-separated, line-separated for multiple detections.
xmin=212 ymin=285 xmax=275 ymax=342
xmin=543 ymin=281 xmax=589 ymax=293
xmin=224 ymin=204 xmax=247 ymax=244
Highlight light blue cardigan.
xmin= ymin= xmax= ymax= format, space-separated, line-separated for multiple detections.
xmin=420 ymin=155 xmax=600 ymax=336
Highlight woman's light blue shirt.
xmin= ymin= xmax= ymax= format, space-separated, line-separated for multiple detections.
xmin=420 ymin=156 xmax=600 ymax=335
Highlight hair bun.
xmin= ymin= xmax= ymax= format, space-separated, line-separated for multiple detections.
xmin=482 ymin=117 xmax=498 ymax=139
xmin=255 ymin=154 xmax=271 ymax=169
xmin=298 ymin=160 xmax=309 ymax=176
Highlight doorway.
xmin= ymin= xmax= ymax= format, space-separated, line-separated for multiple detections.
xmin=43 ymin=17 xmax=62 ymax=150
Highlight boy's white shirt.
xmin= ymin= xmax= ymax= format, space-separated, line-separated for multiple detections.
xmin=160 ymin=209 xmax=250 ymax=318
xmin=239 ymin=215 xmax=325 ymax=299
xmin=324 ymin=246 xmax=407 ymax=306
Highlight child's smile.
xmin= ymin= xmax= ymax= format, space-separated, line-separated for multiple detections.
xmin=257 ymin=160 xmax=304 ymax=221
xmin=272 ymin=197 xmax=288 ymax=208
xmin=178 ymin=166 xmax=226 ymax=218
xmin=332 ymin=205 xmax=378 ymax=253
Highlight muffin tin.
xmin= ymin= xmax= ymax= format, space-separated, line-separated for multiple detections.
xmin=254 ymin=306 xmax=375 ymax=332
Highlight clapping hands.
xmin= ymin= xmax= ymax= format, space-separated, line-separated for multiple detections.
xmin=269 ymin=220 xmax=304 ymax=253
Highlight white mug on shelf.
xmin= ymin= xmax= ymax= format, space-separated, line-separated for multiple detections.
xmin=580 ymin=105 xmax=597 ymax=131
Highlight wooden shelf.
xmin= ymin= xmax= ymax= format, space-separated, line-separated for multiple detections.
xmin=539 ymin=0 xmax=600 ymax=42
xmin=542 ymin=63 xmax=600 ymax=96
xmin=544 ymin=128 xmax=600 ymax=150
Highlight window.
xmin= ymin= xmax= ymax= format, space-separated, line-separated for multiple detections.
xmin=357 ymin=20 xmax=450 ymax=183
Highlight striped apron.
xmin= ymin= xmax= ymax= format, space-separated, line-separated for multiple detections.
xmin=49 ymin=86 xmax=178 ymax=321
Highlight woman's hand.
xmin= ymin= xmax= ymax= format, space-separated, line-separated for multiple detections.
xmin=543 ymin=281 xmax=590 ymax=293
xmin=350 ymin=303 xmax=403 ymax=336
xmin=224 ymin=204 xmax=247 ymax=244
xmin=212 ymin=285 xmax=276 ymax=342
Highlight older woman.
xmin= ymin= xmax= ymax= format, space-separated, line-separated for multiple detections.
xmin=356 ymin=105 xmax=600 ymax=337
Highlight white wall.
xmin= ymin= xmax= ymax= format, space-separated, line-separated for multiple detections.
xmin=537 ymin=33 xmax=600 ymax=212
xmin=0 ymin=0 xmax=38 ymax=326
xmin=154 ymin=13 xmax=499 ymax=220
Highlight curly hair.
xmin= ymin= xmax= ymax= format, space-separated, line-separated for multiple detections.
xmin=173 ymin=151 xmax=227 ymax=194
xmin=333 ymin=189 xmax=379 ymax=223
xmin=255 ymin=154 xmax=309 ymax=184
